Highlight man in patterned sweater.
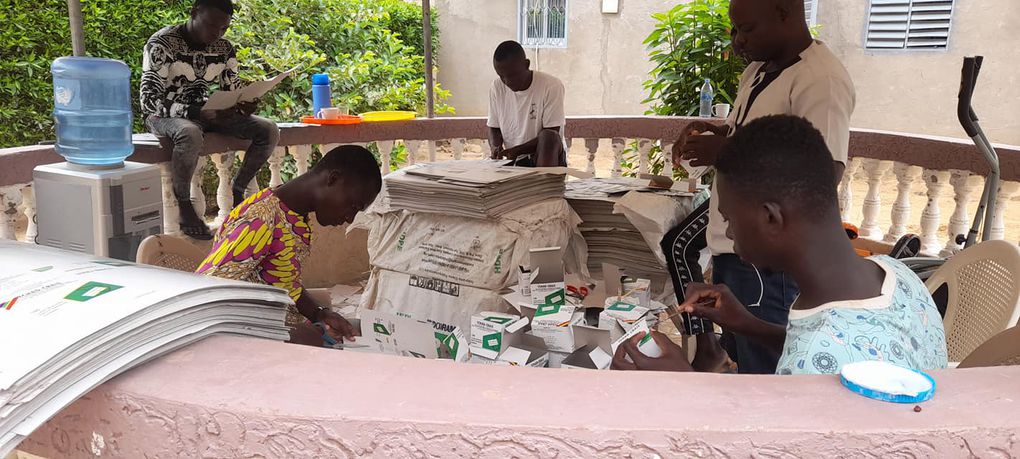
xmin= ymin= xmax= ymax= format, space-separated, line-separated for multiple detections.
xmin=141 ymin=0 xmax=278 ymax=240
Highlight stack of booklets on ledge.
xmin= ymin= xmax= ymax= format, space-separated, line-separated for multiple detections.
xmin=0 ymin=241 xmax=292 ymax=456
xmin=383 ymin=160 xmax=566 ymax=219
xmin=565 ymin=178 xmax=674 ymax=281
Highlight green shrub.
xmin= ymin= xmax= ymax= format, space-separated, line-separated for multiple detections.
xmin=622 ymin=0 xmax=742 ymax=180
xmin=0 ymin=0 xmax=188 ymax=148
xmin=0 ymin=0 xmax=449 ymax=148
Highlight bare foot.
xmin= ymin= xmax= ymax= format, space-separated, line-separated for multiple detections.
xmin=177 ymin=199 xmax=212 ymax=240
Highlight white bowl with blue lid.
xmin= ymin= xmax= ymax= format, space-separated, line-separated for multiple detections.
xmin=839 ymin=360 xmax=936 ymax=404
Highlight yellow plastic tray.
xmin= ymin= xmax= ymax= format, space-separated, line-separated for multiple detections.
xmin=359 ymin=111 xmax=416 ymax=122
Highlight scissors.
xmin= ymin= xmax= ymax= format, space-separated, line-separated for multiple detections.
xmin=566 ymin=285 xmax=590 ymax=300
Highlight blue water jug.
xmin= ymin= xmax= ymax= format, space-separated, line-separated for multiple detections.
xmin=51 ymin=57 xmax=133 ymax=167
xmin=311 ymin=73 xmax=332 ymax=118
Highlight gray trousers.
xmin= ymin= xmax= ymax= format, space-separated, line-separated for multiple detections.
xmin=146 ymin=114 xmax=280 ymax=204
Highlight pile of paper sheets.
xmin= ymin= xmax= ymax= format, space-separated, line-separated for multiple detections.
xmin=0 ymin=241 xmax=291 ymax=456
xmin=566 ymin=178 xmax=689 ymax=282
xmin=383 ymin=161 xmax=566 ymax=219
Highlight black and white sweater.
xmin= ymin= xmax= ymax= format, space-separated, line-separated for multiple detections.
xmin=140 ymin=24 xmax=240 ymax=119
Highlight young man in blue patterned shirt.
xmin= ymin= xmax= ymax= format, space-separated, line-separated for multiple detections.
xmin=613 ymin=115 xmax=947 ymax=375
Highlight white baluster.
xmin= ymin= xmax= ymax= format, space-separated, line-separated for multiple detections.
xmin=451 ymin=138 xmax=465 ymax=161
xmin=268 ymin=146 xmax=287 ymax=188
xmin=859 ymin=158 xmax=892 ymax=239
xmin=210 ymin=152 xmax=236 ymax=225
xmin=405 ymin=140 xmax=422 ymax=166
xmin=920 ymin=169 xmax=951 ymax=254
xmin=159 ymin=163 xmax=181 ymax=236
xmin=990 ymin=181 xmax=1020 ymax=241
xmin=941 ymin=170 xmax=979 ymax=256
xmin=428 ymin=141 xmax=437 ymax=163
xmin=839 ymin=157 xmax=862 ymax=220
xmin=190 ymin=156 xmax=208 ymax=219
xmin=611 ymin=138 xmax=625 ymax=178
xmin=637 ymin=139 xmax=651 ymax=175
xmin=661 ymin=141 xmax=674 ymax=175
xmin=291 ymin=145 xmax=313 ymax=176
xmin=583 ymin=138 xmax=599 ymax=175
xmin=884 ymin=162 xmax=922 ymax=243
xmin=21 ymin=185 xmax=37 ymax=244
xmin=378 ymin=140 xmax=395 ymax=175
xmin=0 ymin=186 xmax=23 ymax=241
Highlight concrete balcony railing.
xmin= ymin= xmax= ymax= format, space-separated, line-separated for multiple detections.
xmin=1 ymin=116 xmax=1018 ymax=254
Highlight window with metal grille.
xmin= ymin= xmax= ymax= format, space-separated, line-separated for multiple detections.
xmin=866 ymin=0 xmax=955 ymax=49
xmin=519 ymin=0 xmax=568 ymax=48
xmin=804 ymin=0 xmax=819 ymax=27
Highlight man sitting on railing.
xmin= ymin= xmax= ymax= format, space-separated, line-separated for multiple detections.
xmin=140 ymin=0 xmax=279 ymax=240
xmin=487 ymin=40 xmax=568 ymax=167
xmin=614 ymin=115 xmax=948 ymax=374
xmin=196 ymin=145 xmax=381 ymax=346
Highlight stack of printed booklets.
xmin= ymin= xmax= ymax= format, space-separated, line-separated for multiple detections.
xmin=383 ymin=160 xmax=566 ymax=219
xmin=0 ymin=241 xmax=291 ymax=456
xmin=566 ymin=178 xmax=676 ymax=281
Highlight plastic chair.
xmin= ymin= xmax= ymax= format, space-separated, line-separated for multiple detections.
xmin=925 ymin=240 xmax=1020 ymax=363
xmin=135 ymin=234 xmax=208 ymax=272
xmin=957 ymin=326 xmax=1020 ymax=368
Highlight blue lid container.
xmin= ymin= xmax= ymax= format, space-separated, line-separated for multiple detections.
xmin=51 ymin=57 xmax=134 ymax=167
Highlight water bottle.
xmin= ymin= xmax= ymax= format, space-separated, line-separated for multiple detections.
xmin=699 ymin=78 xmax=714 ymax=118
xmin=311 ymin=73 xmax=332 ymax=118
xmin=51 ymin=57 xmax=133 ymax=167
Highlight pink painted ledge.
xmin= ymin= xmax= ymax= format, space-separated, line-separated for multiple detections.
xmin=19 ymin=335 xmax=1020 ymax=458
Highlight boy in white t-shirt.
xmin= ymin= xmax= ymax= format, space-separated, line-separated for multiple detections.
xmin=486 ymin=40 xmax=567 ymax=167
xmin=613 ymin=115 xmax=947 ymax=375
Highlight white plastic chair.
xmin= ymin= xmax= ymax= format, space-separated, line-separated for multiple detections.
xmin=136 ymin=234 xmax=207 ymax=272
xmin=926 ymin=240 xmax=1020 ymax=363
xmin=958 ymin=326 xmax=1020 ymax=368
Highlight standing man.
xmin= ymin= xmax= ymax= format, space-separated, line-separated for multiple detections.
xmin=664 ymin=0 xmax=855 ymax=374
xmin=487 ymin=40 xmax=568 ymax=167
xmin=141 ymin=0 xmax=279 ymax=240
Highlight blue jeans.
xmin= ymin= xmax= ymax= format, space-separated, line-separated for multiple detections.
xmin=712 ymin=254 xmax=799 ymax=374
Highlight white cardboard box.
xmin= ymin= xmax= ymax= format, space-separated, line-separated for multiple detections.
xmin=529 ymin=247 xmax=566 ymax=305
xmin=599 ymin=297 xmax=650 ymax=332
xmin=495 ymin=335 xmax=550 ymax=367
xmin=528 ymin=304 xmax=583 ymax=352
xmin=610 ymin=320 xmax=663 ymax=359
xmin=359 ymin=310 xmax=440 ymax=359
xmin=621 ymin=277 xmax=651 ymax=308
xmin=560 ymin=323 xmax=614 ymax=370
xmin=470 ymin=311 xmax=529 ymax=359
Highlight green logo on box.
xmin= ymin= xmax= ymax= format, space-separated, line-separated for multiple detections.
xmin=609 ymin=301 xmax=638 ymax=312
xmin=483 ymin=332 xmax=502 ymax=352
xmin=543 ymin=289 xmax=566 ymax=306
xmin=64 ymin=282 xmax=122 ymax=302
xmin=535 ymin=303 xmax=561 ymax=317
xmin=484 ymin=316 xmax=513 ymax=325
xmin=373 ymin=323 xmax=391 ymax=335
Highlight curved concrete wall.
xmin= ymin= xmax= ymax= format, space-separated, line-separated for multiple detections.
xmin=20 ymin=336 xmax=1020 ymax=458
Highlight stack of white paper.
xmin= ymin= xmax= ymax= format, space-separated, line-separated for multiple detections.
xmin=384 ymin=161 xmax=566 ymax=218
xmin=566 ymin=178 xmax=690 ymax=281
xmin=0 ymin=241 xmax=292 ymax=456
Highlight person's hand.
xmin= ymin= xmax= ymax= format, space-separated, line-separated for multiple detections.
xmin=491 ymin=145 xmax=505 ymax=160
xmin=287 ymin=322 xmax=325 ymax=347
xmin=318 ymin=309 xmax=357 ymax=341
xmin=611 ymin=330 xmax=693 ymax=372
xmin=235 ymin=100 xmax=258 ymax=117
xmin=681 ymin=283 xmax=757 ymax=335
xmin=672 ymin=121 xmax=728 ymax=168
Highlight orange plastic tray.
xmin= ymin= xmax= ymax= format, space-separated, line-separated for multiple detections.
xmin=300 ymin=115 xmax=362 ymax=125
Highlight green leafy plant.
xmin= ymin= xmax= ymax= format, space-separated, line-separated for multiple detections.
xmin=0 ymin=0 xmax=451 ymax=149
xmin=622 ymin=0 xmax=742 ymax=179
